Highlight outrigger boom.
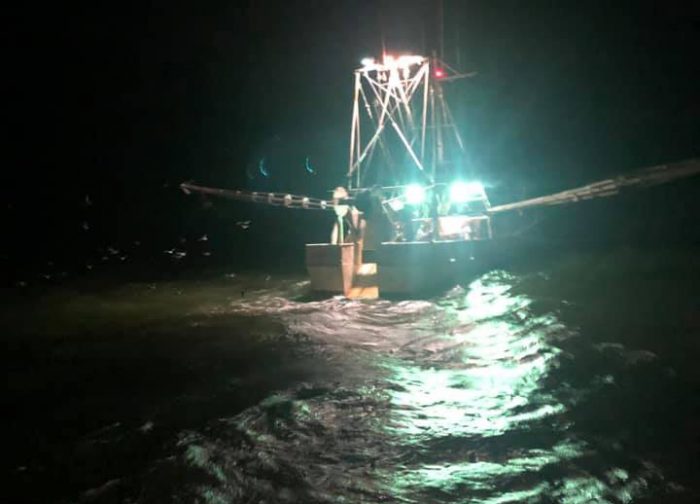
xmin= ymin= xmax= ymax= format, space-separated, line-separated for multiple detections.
xmin=181 ymin=157 xmax=700 ymax=216
xmin=180 ymin=182 xmax=346 ymax=211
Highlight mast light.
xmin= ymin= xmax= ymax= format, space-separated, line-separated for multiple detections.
xmin=360 ymin=55 xmax=425 ymax=72
xmin=361 ymin=57 xmax=375 ymax=67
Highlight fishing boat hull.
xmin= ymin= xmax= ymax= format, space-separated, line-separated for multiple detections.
xmin=305 ymin=239 xmax=495 ymax=298
xmin=305 ymin=215 xmax=497 ymax=298
xmin=305 ymin=243 xmax=356 ymax=296
xmin=376 ymin=239 xmax=492 ymax=296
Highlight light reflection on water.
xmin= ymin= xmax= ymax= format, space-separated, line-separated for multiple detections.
xmin=5 ymin=267 xmax=694 ymax=503
xmin=195 ymin=271 xmax=672 ymax=503
xmin=388 ymin=275 xmax=562 ymax=438
xmin=382 ymin=275 xmax=578 ymax=501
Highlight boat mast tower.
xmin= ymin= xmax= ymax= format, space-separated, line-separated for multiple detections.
xmin=346 ymin=54 xmax=467 ymax=191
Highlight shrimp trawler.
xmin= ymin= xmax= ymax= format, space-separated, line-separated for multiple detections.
xmin=316 ymin=54 xmax=497 ymax=298
xmin=181 ymin=54 xmax=700 ymax=299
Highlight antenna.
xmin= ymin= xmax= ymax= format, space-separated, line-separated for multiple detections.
xmin=437 ymin=0 xmax=444 ymax=62
xmin=455 ymin=15 xmax=461 ymax=69
xmin=379 ymin=0 xmax=386 ymax=56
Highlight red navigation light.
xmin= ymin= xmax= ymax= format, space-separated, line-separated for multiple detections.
xmin=434 ymin=68 xmax=446 ymax=79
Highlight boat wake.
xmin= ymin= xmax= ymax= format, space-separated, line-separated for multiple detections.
xmin=130 ymin=271 xmax=686 ymax=503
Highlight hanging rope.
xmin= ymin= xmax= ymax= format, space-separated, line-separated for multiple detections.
xmin=489 ymin=158 xmax=700 ymax=214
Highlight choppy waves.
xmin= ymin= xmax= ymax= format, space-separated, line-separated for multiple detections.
xmin=130 ymin=271 xmax=686 ymax=503
xmin=6 ymin=265 xmax=696 ymax=503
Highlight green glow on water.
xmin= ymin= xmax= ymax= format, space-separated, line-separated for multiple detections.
xmin=370 ymin=274 xmax=666 ymax=502
xmin=379 ymin=274 xmax=593 ymax=500
xmin=385 ymin=357 xmax=563 ymax=439
xmin=386 ymin=277 xmax=563 ymax=440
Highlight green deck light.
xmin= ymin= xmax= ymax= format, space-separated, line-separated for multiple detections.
xmin=449 ymin=181 xmax=484 ymax=203
xmin=405 ymin=184 xmax=426 ymax=205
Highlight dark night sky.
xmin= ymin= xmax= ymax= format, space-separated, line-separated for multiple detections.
xmin=3 ymin=1 xmax=699 ymax=279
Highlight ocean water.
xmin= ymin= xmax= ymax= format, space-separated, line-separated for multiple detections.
xmin=3 ymin=247 xmax=699 ymax=503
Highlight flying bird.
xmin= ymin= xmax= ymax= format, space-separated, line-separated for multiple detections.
xmin=305 ymin=156 xmax=315 ymax=174
xmin=259 ymin=158 xmax=269 ymax=177
xmin=236 ymin=220 xmax=251 ymax=230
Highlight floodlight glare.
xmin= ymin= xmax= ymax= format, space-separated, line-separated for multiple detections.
xmin=405 ymin=184 xmax=426 ymax=205
xmin=361 ymin=57 xmax=375 ymax=67
xmin=449 ymin=181 xmax=484 ymax=203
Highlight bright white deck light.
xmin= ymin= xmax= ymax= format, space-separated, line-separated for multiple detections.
xmin=449 ymin=181 xmax=484 ymax=203
xmin=405 ymin=184 xmax=426 ymax=205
